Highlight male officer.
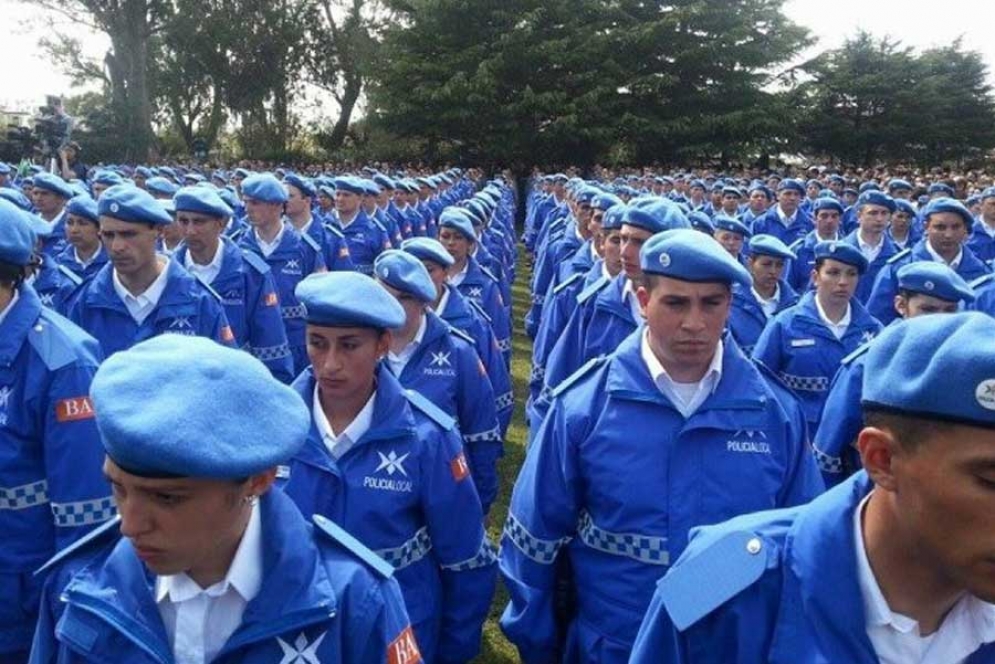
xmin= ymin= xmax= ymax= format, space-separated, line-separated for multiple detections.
xmin=68 ymin=185 xmax=235 ymax=357
xmin=55 ymin=196 xmax=107 ymax=281
xmin=171 ymin=186 xmax=294 ymax=383
xmin=788 ymin=197 xmax=844 ymax=291
xmin=30 ymin=335 xmax=422 ymax=664
xmin=30 ymin=173 xmax=74 ymax=256
xmin=631 ymin=312 xmax=995 ymax=664
xmin=20 ymin=212 xmax=83 ymax=316
xmin=727 ymin=234 xmax=799 ymax=355
xmin=331 ymin=175 xmax=391 ymax=275
xmin=751 ymin=178 xmax=812 ymax=246
xmin=279 ymin=272 xmax=497 ymax=664
xmin=0 ymin=200 xmax=112 ymax=663
xmin=843 ymin=191 xmax=899 ymax=302
xmin=500 ymin=230 xmax=822 ymax=664
xmin=283 ymin=173 xmax=354 ymax=272
xmin=968 ymin=186 xmax=995 ymax=265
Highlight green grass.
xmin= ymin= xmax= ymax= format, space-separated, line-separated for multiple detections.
xmin=471 ymin=248 xmax=533 ymax=664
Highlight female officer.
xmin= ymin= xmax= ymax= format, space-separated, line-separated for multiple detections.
xmin=753 ymin=241 xmax=883 ymax=437
xmin=727 ymin=234 xmax=799 ymax=355
xmin=712 ymin=214 xmax=751 ymax=263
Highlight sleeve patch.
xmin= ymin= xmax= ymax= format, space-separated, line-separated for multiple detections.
xmin=55 ymin=396 xmax=95 ymax=423
xmin=264 ymin=292 xmax=279 ymax=307
xmin=221 ymin=326 xmax=235 ymax=343
xmin=388 ymin=625 xmax=422 ymax=664
xmin=451 ymin=452 xmax=470 ymax=482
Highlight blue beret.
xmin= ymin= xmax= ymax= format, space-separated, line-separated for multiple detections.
xmin=688 ymin=210 xmax=715 ymax=234
xmin=31 ymin=172 xmax=74 ymax=199
xmin=551 ymin=173 xmax=568 ymax=183
xmin=575 ymin=186 xmax=599 ymax=205
xmin=721 ymin=185 xmax=742 ymax=197
xmin=640 ymin=229 xmax=751 ymax=287
xmin=689 ymin=179 xmax=706 ymax=190
xmin=211 ymin=171 xmax=229 ymax=184
xmin=296 ymin=272 xmax=405 ymax=329
xmin=829 ymin=175 xmax=846 ymax=184
xmin=92 ymin=335 xmax=308 ymax=479
xmin=814 ymin=240 xmax=868 ymax=274
xmin=98 ymin=185 xmax=173 ymax=226
xmin=843 ymin=187 xmax=858 ymax=196
xmin=812 ymin=197 xmax=845 ymax=214
xmin=777 ymin=179 xmax=805 ymax=195
xmin=373 ymin=174 xmax=395 ymax=190
xmin=0 ymin=188 xmax=33 ymax=211
xmin=928 ymin=183 xmax=955 ymax=197
xmin=360 ymin=179 xmax=380 ymax=196
xmin=713 ymin=215 xmax=751 ymax=238
xmin=242 ymin=173 xmax=289 ymax=203
xmin=93 ymin=170 xmax=124 ymax=187
xmin=174 ymin=186 xmax=233 ymax=219
xmin=623 ymin=200 xmax=691 ymax=234
xmin=895 ymin=262 xmax=974 ymax=303
xmin=145 ymin=177 xmax=179 ymax=197
xmin=981 ymin=187 xmax=995 ymax=201
xmin=858 ymin=181 xmax=881 ymax=194
xmin=592 ymin=192 xmax=623 ymax=212
xmin=233 ymin=168 xmax=252 ymax=179
xmin=967 ymin=194 xmax=982 ymax=207
xmin=332 ymin=176 xmax=366 ymax=195
xmin=66 ymin=195 xmax=100 ymax=224
xmin=855 ymin=191 xmax=897 ymax=213
xmin=0 ymin=199 xmax=37 ymax=266
xmin=438 ymin=208 xmax=476 ymax=241
xmin=182 ymin=172 xmax=206 ymax=184
xmin=921 ymin=197 xmax=973 ymax=229
xmin=748 ymin=234 xmax=796 ymax=260
xmin=601 ymin=204 xmax=628 ymax=231
xmin=0 ymin=163 xmax=10 ymax=175
xmin=401 ymin=237 xmax=455 ymax=268
xmin=748 ymin=184 xmax=773 ymax=200
xmin=461 ymin=200 xmax=488 ymax=226
xmin=887 ymin=178 xmax=913 ymax=192
xmin=806 ymin=179 xmax=821 ymax=189
xmin=375 ymin=250 xmax=437 ymax=303
xmin=217 ymin=187 xmax=239 ymax=211
xmin=862 ymin=312 xmax=995 ymax=429
xmin=283 ymin=173 xmax=316 ymax=198
xmin=893 ymin=200 xmax=916 ymax=217
xmin=28 ymin=165 xmax=44 ymax=175
xmin=135 ymin=166 xmax=153 ymax=179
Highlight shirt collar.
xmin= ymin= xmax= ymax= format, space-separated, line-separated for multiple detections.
xmin=640 ymin=327 xmax=723 ymax=397
xmin=434 ymin=286 xmax=451 ymax=317
xmin=857 ymin=231 xmax=883 ymax=252
xmin=74 ymin=246 xmax=101 ymax=267
xmin=312 ymin=382 xmax=376 ymax=457
xmin=0 ymin=290 xmax=19 ymax=327
xmin=926 ymin=240 xmax=963 ymax=269
xmin=388 ymin=313 xmax=427 ymax=362
xmin=854 ymin=492 xmax=918 ymax=631
xmin=254 ymin=223 xmax=286 ymax=251
xmin=751 ymin=282 xmax=780 ymax=306
xmin=113 ymin=260 xmax=170 ymax=309
xmin=776 ymin=205 xmax=797 ymax=225
xmin=814 ymin=294 xmax=852 ymax=332
xmin=184 ymin=239 xmax=225 ymax=270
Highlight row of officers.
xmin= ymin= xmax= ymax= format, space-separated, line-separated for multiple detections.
xmin=3 ymin=164 xmax=995 ymax=664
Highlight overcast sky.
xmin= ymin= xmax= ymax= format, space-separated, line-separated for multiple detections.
xmin=2 ymin=0 xmax=994 ymax=111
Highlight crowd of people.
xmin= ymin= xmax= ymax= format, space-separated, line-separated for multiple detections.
xmin=1 ymin=158 xmax=994 ymax=663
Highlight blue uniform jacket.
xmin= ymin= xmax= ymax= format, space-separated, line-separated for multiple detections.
xmin=281 ymin=366 xmax=498 ymax=664
xmin=173 ymin=240 xmax=294 ymax=383
xmin=527 ymin=224 xmax=582 ymax=339
xmin=335 ymin=210 xmax=390 ymax=275
xmin=390 ymin=312 xmax=503 ymax=515
xmin=453 ymin=258 xmax=511 ymax=368
xmin=752 ymin=291 xmax=882 ymax=435
xmin=501 ymin=331 xmax=822 ymax=664
xmin=30 ymin=489 xmax=421 ymax=664
xmin=786 ymin=231 xmax=837 ymax=293
xmin=238 ymin=223 xmax=326 ymax=374
xmin=526 ymin=237 xmax=590 ymax=340
xmin=968 ymin=220 xmax=995 ymax=266
xmin=54 ymin=244 xmax=108 ymax=282
xmin=39 ymin=210 xmax=67 ymax=257
xmin=32 ymin=255 xmax=83 ymax=316
xmin=630 ymin=472 xmax=995 ymax=664
xmin=840 ymin=230 xmax=899 ymax=303
xmin=973 ymin=273 xmax=995 ymax=317
xmin=68 ymin=260 xmax=236 ymax=358
xmin=727 ymin=280 xmax=798 ymax=356
xmin=299 ymin=216 xmax=355 ymax=272
xmin=750 ymin=208 xmax=812 ymax=247
xmin=0 ymin=286 xmax=112 ymax=654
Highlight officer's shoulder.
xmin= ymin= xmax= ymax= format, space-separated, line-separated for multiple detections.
xmin=751 ymin=359 xmax=800 ymax=407
xmin=577 ymin=275 xmax=610 ymax=305
xmin=658 ymin=510 xmax=796 ymax=631
xmin=312 ymin=514 xmax=394 ymax=579
xmin=841 ymin=340 xmax=873 ymax=366
xmin=447 ymin=325 xmax=475 ymax=346
xmin=553 ymin=271 xmax=585 ymax=295
xmin=299 ymin=231 xmax=321 ymax=253
xmin=30 ymin=307 xmax=101 ymax=370
xmin=56 ymin=264 xmax=83 ymax=286
xmin=551 ymin=355 xmax=608 ymax=398
xmin=240 ymin=247 xmax=271 ymax=275
xmin=35 ymin=516 xmax=121 ymax=576
xmin=193 ymin=274 xmax=224 ymax=302
xmin=322 ymin=222 xmax=345 ymax=239
xmin=971 ymin=273 xmax=995 ymax=290
xmin=466 ymin=298 xmax=492 ymax=323
xmin=788 ymin=238 xmax=804 ymax=252
xmin=886 ymin=248 xmax=912 ymax=265
xmin=478 ymin=265 xmax=499 ymax=283
xmin=403 ymin=388 xmax=457 ymax=431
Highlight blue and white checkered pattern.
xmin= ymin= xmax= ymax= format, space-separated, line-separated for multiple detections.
xmin=531 ymin=293 xmax=545 ymax=305
xmin=441 ymin=539 xmax=499 ymax=572
xmin=281 ymin=304 xmax=307 ymax=320
xmin=51 ymin=496 xmax=117 ymax=527
xmin=375 ymin=526 xmax=433 ymax=570
xmin=0 ymin=480 xmax=49 ymax=510
xmin=813 ymin=446 xmax=843 ymax=474
xmin=577 ymin=511 xmax=670 ymax=566
xmin=530 ymin=364 xmax=545 ymax=383
xmin=779 ymin=372 xmax=829 ymax=392
xmin=464 ymin=426 xmax=502 ymax=444
xmin=250 ymin=342 xmax=292 ymax=362
xmin=503 ymin=513 xmax=571 ymax=565
xmin=496 ymin=338 xmax=512 ymax=352
xmin=495 ymin=391 xmax=514 ymax=411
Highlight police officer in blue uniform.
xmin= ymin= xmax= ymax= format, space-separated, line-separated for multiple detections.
xmin=753 ymin=241 xmax=882 ymax=437
xmin=500 ymin=229 xmax=822 ymax=664
xmin=68 ymin=185 xmax=236 ymax=358
xmin=968 ymin=186 xmax=995 ymax=265
xmin=887 ymin=199 xmax=921 ymax=250
xmin=283 ymin=173 xmax=355 ymax=273
xmin=29 ymin=173 xmax=74 ymax=257
xmin=171 ymin=186 xmax=294 ymax=383
xmin=279 ymin=272 xmax=497 ymax=664
xmin=712 ymin=214 xmax=751 ymax=261
xmin=727 ymin=234 xmax=798 ymax=355
xmin=0 ymin=200 xmax=112 ymax=663
xmin=21 ymin=213 xmax=84 ymax=317
xmin=55 ymin=196 xmax=108 ymax=281
xmin=631 ymin=312 xmax=995 ymax=664
xmin=843 ymin=190 xmax=899 ymax=303
xmin=787 ymin=197 xmax=843 ymax=292
xmin=751 ymin=178 xmax=812 ymax=246
xmin=373 ymin=250 xmax=504 ymax=516
xmin=330 ymin=176 xmax=391 ymax=275
xmin=30 ymin=334 xmax=421 ymax=664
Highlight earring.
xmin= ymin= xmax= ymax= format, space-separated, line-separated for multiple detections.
xmin=243 ymin=495 xmax=258 ymax=506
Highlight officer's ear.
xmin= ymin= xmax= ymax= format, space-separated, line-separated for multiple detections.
xmin=894 ymin=294 xmax=909 ymax=319
xmin=245 ymin=467 xmax=278 ymax=499
xmin=636 ymin=281 xmax=652 ymax=319
xmin=375 ymin=329 xmax=391 ymax=358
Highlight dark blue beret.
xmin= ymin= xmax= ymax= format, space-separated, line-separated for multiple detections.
xmin=688 ymin=210 xmax=715 ymax=234
xmin=855 ymin=191 xmax=897 ymax=213
xmin=921 ymin=197 xmax=973 ymax=229
xmin=896 ymin=262 xmax=974 ymax=303
xmin=777 ymin=179 xmax=805 ymax=195
xmin=748 ymin=234 xmax=796 ymax=260
xmin=928 ymin=183 xmax=955 ymax=197
xmin=0 ymin=199 xmax=36 ymax=265
xmin=887 ymin=178 xmax=913 ymax=192
xmin=0 ymin=188 xmax=33 ymax=211
xmin=713 ymin=215 xmax=751 ymax=238
xmin=812 ymin=197 xmax=845 ymax=214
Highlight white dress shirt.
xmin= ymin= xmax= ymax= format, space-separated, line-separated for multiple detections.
xmin=776 ymin=206 xmax=798 ymax=228
xmin=156 ymin=502 xmax=263 ymax=664
xmin=386 ymin=314 xmax=427 ymax=376
xmin=814 ymin=296 xmax=851 ymax=340
xmin=112 ymin=263 xmax=170 ymax=325
xmin=184 ymin=241 xmax=225 ymax=285
xmin=641 ymin=329 xmax=723 ymax=418
xmin=925 ymin=240 xmax=963 ymax=270
xmin=0 ymin=290 xmax=19 ymax=326
xmin=857 ymin=231 xmax=884 ymax=263
xmin=448 ymin=261 xmax=469 ymax=288
xmin=254 ymin=224 xmax=286 ymax=258
xmin=433 ymin=286 xmax=451 ymax=318
xmin=854 ymin=493 xmax=995 ymax=663
xmin=622 ymin=278 xmax=642 ymax=322
xmin=74 ymin=247 xmax=101 ymax=269
xmin=752 ymin=284 xmax=781 ymax=318
xmin=313 ymin=384 xmax=375 ymax=460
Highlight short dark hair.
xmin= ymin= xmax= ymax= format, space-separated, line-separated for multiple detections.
xmin=863 ymin=408 xmax=948 ymax=451
xmin=0 ymin=260 xmax=25 ymax=289
xmin=641 ymin=273 xmax=732 ymax=295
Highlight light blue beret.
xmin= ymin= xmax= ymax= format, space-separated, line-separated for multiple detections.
xmin=592 ymin=192 xmax=623 ymax=212
xmin=373 ymin=174 xmax=395 ymax=190
xmin=135 ymin=166 xmax=153 ymax=179
xmin=922 ymin=197 xmax=973 ymax=229
xmin=721 ymin=185 xmax=742 ymax=198
xmin=967 ymin=194 xmax=982 ymax=207
xmin=145 ymin=177 xmax=180 ymax=197
xmin=640 ymin=229 xmax=751 ymax=287
xmin=812 ymin=197 xmax=845 ymax=214
xmin=858 ymin=181 xmax=881 ymax=194
xmin=360 ymin=179 xmax=380 ymax=196
xmin=22 ymin=209 xmax=52 ymax=238
xmin=401 ymin=237 xmax=455 ymax=268
xmin=415 ymin=177 xmax=437 ymax=191
xmin=896 ymin=262 xmax=974 ymax=303
xmin=814 ymin=240 xmax=868 ymax=274
xmin=375 ymin=250 xmax=437 ymax=303
xmin=28 ymin=165 xmax=44 ymax=175
xmin=0 ymin=188 xmax=33 ymax=211
xmin=806 ymin=179 xmax=821 ymax=189
xmin=713 ymin=214 xmax=751 ymax=238
xmin=887 ymin=178 xmax=913 ymax=192
xmin=0 ymin=163 xmax=10 ymax=175
xmin=551 ymin=173 xmax=568 ymax=184
xmin=777 ymin=178 xmax=805 ymax=195
xmin=438 ymin=208 xmax=476 ymax=241
xmin=928 ymin=183 xmax=955 ymax=196
xmin=862 ymin=312 xmax=995 ymax=429
xmin=855 ymin=191 xmax=897 ymax=213
xmin=174 ymin=186 xmax=233 ymax=219
xmin=601 ymin=204 xmax=628 ymax=231
xmin=333 ymin=176 xmax=366 ymax=195
xmin=461 ymin=200 xmax=488 ymax=226
xmin=749 ymin=184 xmax=773 ymax=200
xmin=92 ymin=335 xmax=308 ymax=478
xmin=688 ymin=210 xmax=715 ymax=234
xmin=894 ymin=200 xmax=916 ymax=217
xmin=66 ymin=195 xmax=100 ymax=224
xmin=233 ymin=167 xmax=252 ymax=179
xmin=296 ymin=272 xmax=405 ymax=329
xmin=93 ymin=170 xmax=124 ymax=187
xmin=689 ymin=179 xmax=706 ymax=190
xmin=0 ymin=199 xmax=36 ymax=265
xmin=182 ymin=172 xmax=206 ymax=184
xmin=98 ymin=185 xmax=173 ymax=226
xmin=283 ymin=173 xmax=316 ymax=198
xmin=575 ymin=187 xmax=599 ymax=205
xmin=241 ymin=173 xmax=289 ymax=204
xmin=748 ymin=234 xmax=796 ymax=260
xmin=623 ymin=200 xmax=691 ymax=234
xmin=829 ymin=175 xmax=846 ymax=184
xmin=32 ymin=172 xmax=74 ymax=199
xmin=981 ymin=187 xmax=995 ymax=201
xmin=843 ymin=187 xmax=859 ymax=196
xmin=217 ymin=188 xmax=239 ymax=211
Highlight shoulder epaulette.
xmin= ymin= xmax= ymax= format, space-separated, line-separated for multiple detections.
xmin=404 ymin=388 xmax=457 ymax=431
xmin=299 ymin=231 xmax=321 ymax=254
xmin=323 ymin=223 xmax=345 ymax=239
xmin=228 ymin=226 xmax=247 ymax=243
xmin=577 ymin=275 xmax=610 ymax=305
xmin=841 ymin=341 xmax=873 ymax=366
xmin=240 ymin=248 xmax=271 ymax=275
xmin=788 ymin=238 xmax=804 ymax=252
xmin=551 ymin=355 xmax=607 ymax=398
xmin=448 ymin=326 xmax=475 ymax=345
xmin=553 ymin=271 xmax=585 ymax=296
xmin=193 ymin=275 xmax=224 ymax=302
xmin=370 ymin=217 xmax=388 ymax=235
xmin=312 ymin=514 xmax=394 ymax=578
xmin=27 ymin=315 xmax=87 ymax=371
xmin=56 ymin=264 xmax=83 ymax=286
xmin=35 ymin=515 xmax=121 ymax=576
xmin=478 ymin=265 xmax=499 ymax=283
xmin=659 ymin=530 xmax=774 ymax=631
xmin=467 ymin=298 xmax=492 ymax=323
xmin=970 ymin=273 xmax=995 ymax=290
xmin=886 ymin=248 xmax=912 ymax=265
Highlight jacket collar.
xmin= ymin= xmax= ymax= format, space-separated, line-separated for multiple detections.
xmin=0 ymin=285 xmax=42 ymax=365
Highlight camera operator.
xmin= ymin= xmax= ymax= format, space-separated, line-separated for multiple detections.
xmin=58 ymin=141 xmax=87 ymax=182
